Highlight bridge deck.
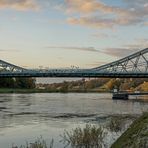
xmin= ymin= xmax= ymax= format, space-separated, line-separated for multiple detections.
xmin=0 ymin=71 xmax=148 ymax=78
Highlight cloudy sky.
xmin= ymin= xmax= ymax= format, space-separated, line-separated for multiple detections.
xmin=0 ymin=0 xmax=148 ymax=68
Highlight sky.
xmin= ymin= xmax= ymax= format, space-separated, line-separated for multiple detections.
xmin=0 ymin=0 xmax=148 ymax=69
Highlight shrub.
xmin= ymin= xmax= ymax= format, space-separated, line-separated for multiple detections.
xmin=107 ymin=117 xmax=124 ymax=133
xmin=61 ymin=124 xmax=106 ymax=148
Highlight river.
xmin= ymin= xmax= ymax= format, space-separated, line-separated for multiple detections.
xmin=0 ymin=93 xmax=148 ymax=147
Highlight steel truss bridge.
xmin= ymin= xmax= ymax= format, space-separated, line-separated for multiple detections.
xmin=0 ymin=48 xmax=148 ymax=78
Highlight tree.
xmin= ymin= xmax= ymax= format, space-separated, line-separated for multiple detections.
xmin=15 ymin=78 xmax=36 ymax=89
xmin=0 ymin=78 xmax=15 ymax=88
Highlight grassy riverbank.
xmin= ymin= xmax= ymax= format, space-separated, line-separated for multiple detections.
xmin=0 ymin=88 xmax=46 ymax=93
xmin=0 ymin=88 xmax=108 ymax=93
xmin=111 ymin=112 xmax=148 ymax=148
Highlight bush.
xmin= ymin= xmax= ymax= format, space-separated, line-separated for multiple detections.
xmin=61 ymin=124 xmax=106 ymax=148
xmin=107 ymin=117 xmax=124 ymax=133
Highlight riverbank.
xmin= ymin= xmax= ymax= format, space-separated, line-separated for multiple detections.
xmin=111 ymin=112 xmax=148 ymax=148
xmin=0 ymin=88 xmax=47 ymax=93
xmin=0 ymin=88 xmax=109 ymax=93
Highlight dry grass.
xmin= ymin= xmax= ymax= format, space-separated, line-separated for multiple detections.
xmin=13 ymin=124 xmax=107 ymax=148
xmin=12 ymin=137 xmax=53 ymax=148
xmin=61 ymin=124 xmax=106 ymax=148
xmin=107 ymin=117 xmax=124 ymax=133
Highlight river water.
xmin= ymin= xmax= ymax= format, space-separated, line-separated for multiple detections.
xmin=0 ymin=93 xmax=148 ymax=147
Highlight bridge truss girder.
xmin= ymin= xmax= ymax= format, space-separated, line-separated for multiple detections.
xmin=0 ymin=48 xmax=148 ymax=78
xmin=0 ymin=60 xmax=25 ymax=73
xmin=93 ymin=48 xmax=148 ymax=74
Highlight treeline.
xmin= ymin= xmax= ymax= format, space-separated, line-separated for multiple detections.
xmin=104 ymin=78 xmax=148 ymax=91
xmin=37 ymin=78 xmax=110 ymax=92
xmin=37 ymin=78 xmax=148 ymax=92
xmin=0 ymin=78 xmax=36 ymax=89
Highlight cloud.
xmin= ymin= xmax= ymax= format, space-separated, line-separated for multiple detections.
xmin=67 ymin=17 xmax=115 ymax=28
xmin=57 ymin=0 xmax=148 ymax=28
xmin=92 ymin=33 xmax=109 ymax=39
xmin=0 ymin=49 xmax=20 ymax=52
xmin=102 ymin=38 xmax=148 ymax=57
xmin=86 ymin=61 xmax=107 ymax=67
xmin=144 ymin=22 xmax=148 ymax=26
xmin=65 ymin=0 xmax=120 ymax=14
xmin=102 ymin=48 xmax=138 ymax=57
xmin=0 ymin=49 xmax=21 ymax=52
xmin=46 ymin=46 xmax=99 ymax=52
xmin=68 ymin=14 xmax=145 ymax=28
xmin=1 ymin=0 xmax=146 ymax=28
xmin=0 ymin=0 xmax=39 ymax=11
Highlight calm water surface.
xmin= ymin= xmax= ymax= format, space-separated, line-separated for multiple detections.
xmin=0 ymin=93 xmax=148 ymax=147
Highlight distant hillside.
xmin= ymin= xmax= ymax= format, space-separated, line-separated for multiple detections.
xmin=104 ymin=78 xmax=148 ymax=91
xmin=136 ymin=82 xmax=148 ymax=91
xmin=37 ymin=78 xmax=148 ymax=92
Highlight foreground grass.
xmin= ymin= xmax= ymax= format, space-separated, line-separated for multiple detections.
xmin=111 ymin=112 xmax=148 ymax=148
xmin=61 ymin=124 xmax=106 ymax=148
xmin=12 ymin=137 xmax=53 ymax=148
xmin=13 ymin=125 xmax=106 ymax=148
xmin=12 ymin=113 xmax=147 ymax=148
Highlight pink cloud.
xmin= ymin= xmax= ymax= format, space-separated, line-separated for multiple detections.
xmin=0 ymin=0 xmax=39 ymax=11
xmin=58 ymin=0 xmax=148 ymax=28
xmin=65 ymin=0 xmax=119 ymax=14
